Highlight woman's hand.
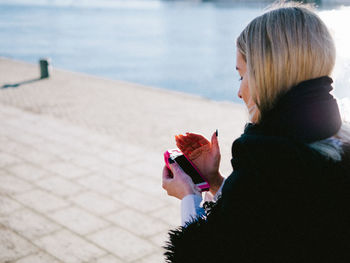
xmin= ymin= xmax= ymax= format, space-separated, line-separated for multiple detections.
xmin=175 ymin=131 xmax=224 ymax=195
xmin=162 ymin=163 xmax=200 ymax=200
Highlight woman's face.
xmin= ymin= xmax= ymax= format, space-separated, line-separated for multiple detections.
xmin=236 ymin=50 xmax=258 ymax=123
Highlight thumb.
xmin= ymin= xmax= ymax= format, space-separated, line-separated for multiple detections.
xmin=211 ymin=130 xmax=220 ymax=155
xmin=169 ymin=162 xmax=182 ymax=177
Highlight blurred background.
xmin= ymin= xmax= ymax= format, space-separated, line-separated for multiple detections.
xmin=1 ymin=0 xmax=350 ymax=103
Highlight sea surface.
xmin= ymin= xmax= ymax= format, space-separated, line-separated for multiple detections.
xmin=1 ymin=0 xmax=350 ymax=105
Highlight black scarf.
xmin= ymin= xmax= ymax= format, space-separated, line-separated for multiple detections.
xmin=244 ymin=76 xmax=342 ymax=143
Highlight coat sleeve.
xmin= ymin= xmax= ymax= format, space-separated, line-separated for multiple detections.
xmin=163 ymin=201 xmax=226 ymax=263
xmin=181 ymin=194 xmax=205 ymax=226
xmin=163 ymin=172 xmax=243 ymax=263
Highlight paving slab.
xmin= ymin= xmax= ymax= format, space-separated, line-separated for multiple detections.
xmin=14 ymin=251 xmax=62 ymax=263
xmin=70 ymin=191 xmax=124 ymax=216
xmin=0 ymin=195 xmax=23 ymax=215
xmin=49 ymin=207 xmax=110 ymax=235
xmin=34 ymin=229 xmax=106 ymax=263
xmin=87 ymin=226 xmax=157 ymax=262
xmin=13 ymin=189 xmax=70 ymax=213
xmin=106 ymin=208 xmax=169 ymax=238
xmin=0 ymin=227 xmax=39 ymax=262
xmin=0 ymin=208 xmax=61 ymax=240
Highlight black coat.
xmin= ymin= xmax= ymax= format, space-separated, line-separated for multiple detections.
xmin=164 ymin=77 xmax=350 ymax=263
xmin=164 ymin=132 xmax=350 ymax=263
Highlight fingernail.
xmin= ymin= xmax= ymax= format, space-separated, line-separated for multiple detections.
xmin=215 ymin=129 xmax=218 ymax=137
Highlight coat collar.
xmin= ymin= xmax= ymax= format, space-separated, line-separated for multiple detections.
xmin=244 ymin=76 xmax=342 ymax=143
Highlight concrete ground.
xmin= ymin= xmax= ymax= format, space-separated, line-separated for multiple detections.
xmin=0 ymin=57 xmax=246 ymax=262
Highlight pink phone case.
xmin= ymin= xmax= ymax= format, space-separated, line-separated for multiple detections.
xmin=164 ymin=149 xmax=210 ymax=191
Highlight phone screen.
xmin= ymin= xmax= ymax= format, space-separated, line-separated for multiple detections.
xmin=174 ymin=155 xmax=205 ymax=184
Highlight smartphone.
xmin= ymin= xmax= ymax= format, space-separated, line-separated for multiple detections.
xmin=164 ymin=149 xmax=210 ymax=192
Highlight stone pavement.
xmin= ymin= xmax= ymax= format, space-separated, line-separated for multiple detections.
xmin=0 ymin=57 xmax=247 ymax=262
xmin=0 ymin=57 xmax=246 ymax=174
xmin=0 ymin=104 xmax=177 ymax=262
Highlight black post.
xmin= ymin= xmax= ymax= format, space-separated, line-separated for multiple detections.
xmin=39 ymin=58 xmax=50 ymax=79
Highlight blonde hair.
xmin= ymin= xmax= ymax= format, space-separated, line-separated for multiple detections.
xmin=237 ymin=1 xmax=336 ymax=119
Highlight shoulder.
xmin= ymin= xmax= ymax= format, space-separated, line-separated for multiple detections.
xmin=231 ymin=131 xmax=317 ymax=172
xmin=230 ymin=123 xmax=350 ymax=174
xmin=225 ymin=131 xmax=350 ymax=206
xmin=231 ymin=122 xmax=350 ymax=167
xmin=231 ymin=131 xmax=350 ymax=185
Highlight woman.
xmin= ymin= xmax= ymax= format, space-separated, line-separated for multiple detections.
xmin=162 ymin=2 xmax=350 ymax=262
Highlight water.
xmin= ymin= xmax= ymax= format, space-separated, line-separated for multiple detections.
xmin=1 ymin=0 xmax=350 ymax=105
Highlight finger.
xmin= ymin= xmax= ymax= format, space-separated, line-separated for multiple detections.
xmin=168 ymin=162 xmax=182 ymax=176
xmin=175 ymin=135 xmax=187 ymax=147
xmin=186 ymin=132 xmax=204 ymax=138
xmin=162 ymin=166 xmax=172 ymax=181
xmin=176 ymin=133 xmax=210 ymax=157
xmin=189 ymin=140 xmax=202 ymax=150
xmin=189 ymin=149 xmax=202 ymax=160
xmin=187 ymin=134 xmax=209 ymax=150
xmin=169 ymin=162 xmax=196 ymax=188
xmin=187 ymin=133 xmax=209 ymax=144
xmin=182 ymin=149 xmax=193 ymax=157
xmin=176 ymin=143 xmax=190 ymax=155
xmin=178 ymin=133 xmax=205 ymax=146
xmin=182 ymin=135 xmax=194 ymax=145
xmin=184 ymin=134 xmax=208 ymax=150
xmin=185 ymin=135 xmax=201 ymax=146
xmin=162 ymin=165 xmax=174 ymax=190
xmin=176 ymin=139 xmax=193 ymax=155
xmin=178 ymin=134 xmax=186 ymax=141
xmin=211 ymin=131 xmax=220 ymax=155
xmin=199 ymin=137 xmax=209 ymax=146
xmin=190 ymin=145 xmax=210 ymax=161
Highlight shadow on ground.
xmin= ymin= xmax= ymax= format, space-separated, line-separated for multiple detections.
xmin=1 ymin=78 xmax=44 ymax=89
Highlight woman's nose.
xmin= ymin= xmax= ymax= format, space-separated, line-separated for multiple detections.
xmin=237 ymin=88 xmax=243 ymax=99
